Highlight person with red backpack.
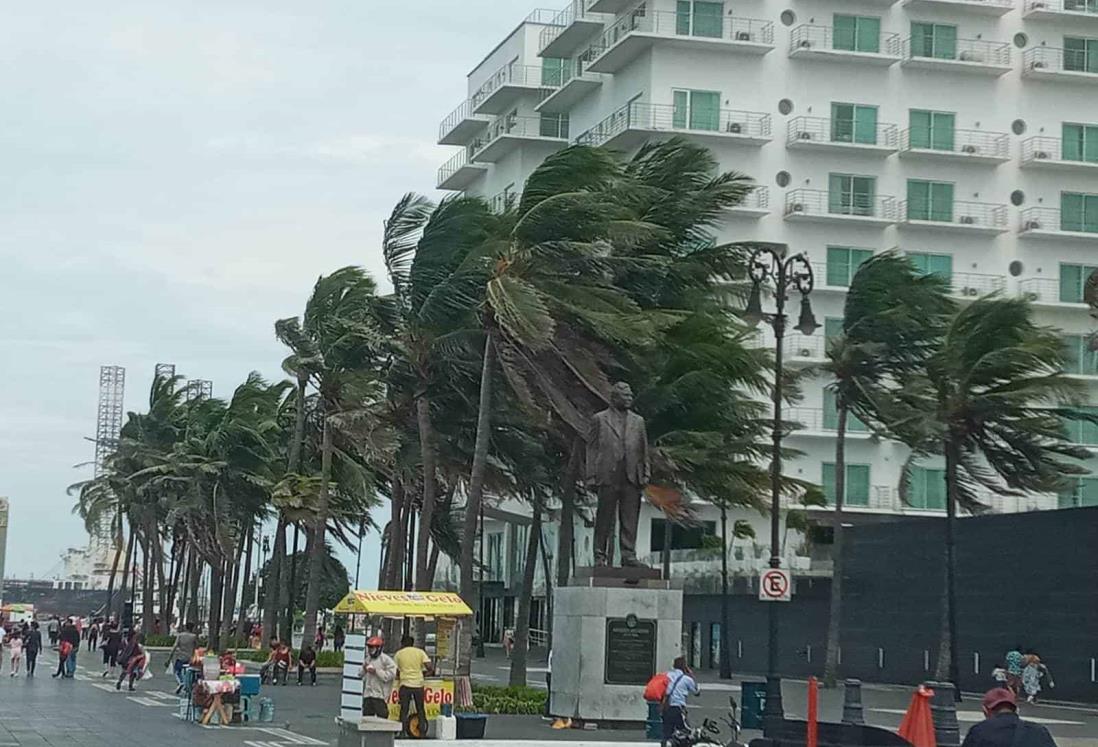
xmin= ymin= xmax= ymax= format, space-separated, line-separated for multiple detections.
xmin=52 ymin=638 xmax=74 ymax=678
xmin=660 ymin=657 xmax=700 ymax=746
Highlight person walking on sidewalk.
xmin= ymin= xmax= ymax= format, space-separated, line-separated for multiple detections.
xmin=101 ymin=621 xmax=122 ymax=678
xmin=46 ymin=616 xmax=59 ymax=648
xmin=116 ymin=631 xmax=147 ymax=692
xmin=394 ymin=634 xmax=432 ymax=736
xmin=361 ymin=636 xmax=396 ymax=718
xmin=1005 ymin=645 xmax=1025 ymax=695
xmin=87 ymin=621 xmax=99 ymax=652
xmin=169 ymin=622 xmax=198 ymax=694
xmin=961 ymin=689 xmax=1057 ymax=747
xmin=52 ymin=639 xmax=74 ymax=679
xmin=24 ymin=622 xmax=42 ymax=676
xmin=59 ymin=619 xmax=80 ymax=677
xmin=9 ymin=632 xmax=23 ymax=676
xmin=661 ymin=656 xmax=700 ymax=746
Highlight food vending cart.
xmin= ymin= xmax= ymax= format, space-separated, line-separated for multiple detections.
xmin=333 ymin=590 xmax=473 ymax=738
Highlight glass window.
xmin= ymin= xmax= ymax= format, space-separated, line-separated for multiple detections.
xmin=673 ymin=89 xmax=721 ymax=131
xmin=909 ymin=110 xmax=955 ymax=151
xmin=831 ymin=103 xmax=878 ymax=145
xmin=1062 ymin=407 xmax=1098 ymax=445
xmin=907 ymin=252 xmax=953 ymax=280
xmin=908 ymin=467 xmax=947 ymax=510
xmin=1058 ymin=477 xmax=1098 ymax=508
xmin=824 ymin=317 xmax=844 ymax=341
xmin=1062 ymin=123 xmax=1098 ymax=163
xmin=910 ymin=22 xmax=957 ymax=60
xmin=541 ymin=58 xmax=565 ymax=87
xmin=677 ymin=1 xmax=724 ymax=38
xmin=828 ymin=174 xmax=876 ymax=216
xmin=823 ymin=390 xmax=869 ymax=432
xmin=709 ymin=623 xmax=721 ymax=670
xmin=539 ymin=113 xmax=569 ymax=138
xmin=1061 ymin=192 xmax=1098 ymax=233
xmin=825 ymin=246 xmax=874 ymax=287
xmin=833 ymin=15 xmax=881 ymax=53
xmin=1064 ymin=0 xmax=1098 ymax=11
xmin=650 ymin=519 xmax=717 ymax=552
xmin=907 ymin=180 xmax=955 ymax=222
xmin=822 ymin=462 xmax=871 ymax=507
xmin=1063 ymin=334 xmax=1098 ymax=375
xmin=1060 ymin=264 xmax=1098 ymax=303
xmin=1064 ymin=37 xmax=1098 ymax=73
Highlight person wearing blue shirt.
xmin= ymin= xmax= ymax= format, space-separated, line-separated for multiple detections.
xmin=662 ymin=656 xmax=700 ymax=745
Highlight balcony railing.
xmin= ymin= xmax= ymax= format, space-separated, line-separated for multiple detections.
xmin=788 ymin=24 xmax=901 ymax=56
xmin=471 ymin=64 xmax=553 ymax=109
xmin=900 ymin=199 xmax=1008 ymax=230
xmin=949 ymin=272 xmax=1007 ymax=297
xmin=903 ymin=36 xmax=1011 ymax=66
xmin=438 ymin=150 xmax=475 ymax=185
xmin=539 ymin=0 xmax=603 ymax=52
xmin=575 ymin=102 xmax=771 ymax=146
xmin=783 ymin=335 xmax=827 ymax=361
xmin=786 ymin=407 xmax=870 ymax=434
xmin=787 ymin=115 xmax=899 ymax=149
xmin=1019 ymin=277 xmax=1076 ymax=304
xmin=1024 ymin=46 xmax=1098 ymax=75
xmin=1026 ymin=0 xmax=1098 ymax=14
xmin=1020 ymin=206 xmax=1098 ymax=235
xmin=439 ymin=99 xmax=487 ymax=143
xmin=582 ymin=9 xmax=774 ymax=61
xmin=1020 ymin=136 xmax=1098 ymax=167
xmin=784 ymin=189 xmax=898 ymax=221
xmin=901 ymin=127 xmax=1009 ymax=159
xmin=469 ymin=115 xmax=569 ymax=158
xmin=525 ymin=8 xmax=562 ymax=25
xmin=734 ymin=187 xmax=770 ymax=211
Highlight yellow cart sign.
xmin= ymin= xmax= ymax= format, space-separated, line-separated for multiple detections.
xmin=333 ymin=590 xmax=472 ymax=618
xmin=384 ymin=678 xmax=454 ymax=722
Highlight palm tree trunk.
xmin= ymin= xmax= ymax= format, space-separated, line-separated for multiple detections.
xmin=719 ymin=502 xmax=732 ymax=679
xmin=556 ymin=439 xmax=581 ymax=587
xmin=262 ymin=516 xmax=286 ymax=640
xmin=538 ymin=520 xmax=554 ymax=645
xmin=935 ymin=437 xmax=961 ymax=688
xmin=208 ymin=562 xmax=224 ymax=651
xmin=117 ymin=527 xmax=135 ymax=620
xmin=385 ymin=480 xmax=406 ymax=589
xmin=415 ymin=393 xmax=439 ymax=591
xmin=221 ymin=532 xmax=246 ymax=645
xmin=238 ymin=527 xmax=254 ymax=634
xmin=301 ymin=412 xmax=333 ymax=647
xmin=823 ymin=406 xmax=848 ymax=687
xmin=103 ymin=520 xmax=123 ymax=617
xmin=283 ymin=524 xmax=301 ymax=641
xmin=141 ymin=533 xmax=155 ymax=637
xmin=509 ymin=501 xmax=541 ymax=687
xmin=187 ymin=556 xmax=201 ymax=626
xmin=461 ymin=331 xmax=497 ymax=602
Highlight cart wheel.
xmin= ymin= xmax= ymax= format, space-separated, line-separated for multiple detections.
xmin=404 ymin=712 xmax=428 ymax=739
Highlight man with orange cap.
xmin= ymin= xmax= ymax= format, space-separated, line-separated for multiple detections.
xmin=361 ymin=636 xmax=397 ymax=719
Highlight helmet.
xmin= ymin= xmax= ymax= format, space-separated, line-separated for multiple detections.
xmin=367 ymin=636 xmax=384 ymax=658
xmin=367 ymin=636 xmax=383 ymax=647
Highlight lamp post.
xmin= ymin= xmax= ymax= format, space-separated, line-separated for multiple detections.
xmin=741 ymin=243 xmax=818 ymax=737
xmin=258 ymin=535 xmax=270 ymax=611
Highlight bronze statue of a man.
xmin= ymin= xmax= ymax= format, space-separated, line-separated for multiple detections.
xmin=585 ymin=381 xmax=651 ymax=567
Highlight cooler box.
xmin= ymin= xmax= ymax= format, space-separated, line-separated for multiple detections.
xmin=455 ymin=714 xmax=487 ymax=740
xmin=238 ymin=675 xmax=261 ymax=696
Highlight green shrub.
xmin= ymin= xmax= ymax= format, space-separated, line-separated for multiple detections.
xmin=316 ymin=651 xmax=344 ymax=667
xmin=462 ymin=684 xmax=547 ymax=714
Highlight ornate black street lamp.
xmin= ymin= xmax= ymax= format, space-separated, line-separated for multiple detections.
xmin=741 ymin=243 xmax=818 ymax=737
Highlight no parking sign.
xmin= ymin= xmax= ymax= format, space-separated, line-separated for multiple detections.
xmin=758 ymin=568 xmax=792 ymax=602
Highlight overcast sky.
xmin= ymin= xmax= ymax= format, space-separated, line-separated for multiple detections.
xmin=0 ymin=0 xmax=520 ymax=582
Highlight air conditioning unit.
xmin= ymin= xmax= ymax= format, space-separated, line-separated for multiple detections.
xmin=799 ymin=38 xmax=813 ymax=48
xmin=1030 ymin=61 xmax=1047 ymax=69
xmin=1024 ymin=220 xmax=1042 ymax=230
xmin=960 ymin=215 xmax=976 ymax=224
xmin=962 ymin=144 xmax=979 ymax=154
xmin=963 ymin=286 xmax=979 ymax=297
xmin=1034 ymin=150 xmax=1050 ymax=159
xmin=727 ymin=121 xmax=743 ymax=134
xmin=789 ymin=202 xmax=805 ymax=213
xmin=1031 ymin=0 xmax=1048 ymax=7
xmin=1024 ymin=291 xmax=1040 ymax=301
xmin=798 ymin=130 xmax=814 ymax=140
xmin=959 ymin=51 xmax=985 ymax=62
xmin=736 ymin=31 xmax=753 ymax=41
xmin=799 ymin=348 xmax=813 ymax=358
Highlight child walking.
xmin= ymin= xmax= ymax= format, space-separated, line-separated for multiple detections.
xmin=9 ymin=633 xmax=22 ymax=676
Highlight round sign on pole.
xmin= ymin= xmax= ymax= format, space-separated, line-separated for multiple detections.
xmin=759 ymin=568 xmax=792 ymax=602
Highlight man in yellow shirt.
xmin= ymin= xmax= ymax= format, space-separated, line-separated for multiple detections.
xmin=394 ymin=634 xmax=432 ymax=737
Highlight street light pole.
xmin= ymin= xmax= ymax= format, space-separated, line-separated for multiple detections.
xmin=742 ymin=243 xmax=818 ymax=738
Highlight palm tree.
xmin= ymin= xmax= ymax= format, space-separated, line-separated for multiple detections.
xmin=891 ymin=297 xmax=1098 ymax=685
xmin=820 ymin=252 xmax=953 ymax=686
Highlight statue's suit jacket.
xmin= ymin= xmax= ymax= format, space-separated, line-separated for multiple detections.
xmin=585 ymin=408 xmax=650 ymax=487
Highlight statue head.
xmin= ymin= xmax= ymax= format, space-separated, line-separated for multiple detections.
xmin=609 ymin=381 xmax=634 ymax=411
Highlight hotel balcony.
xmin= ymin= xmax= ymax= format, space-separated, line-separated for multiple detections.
xmin=437 ymin=150 xmax=488 ymax=191
xmin=786 ymin=407 xmax=871 ymax=438
xmin=903 ymin=0 xmax=1013 ymax=15
xmin=783 ymin=335 xmax=828 ymax=365
xmin=535 ymin=60 xmax=605 ymax=114
xmin=1021 ymin=137 xmax=1098 ymax=172
xmin=1023 ymin=47 xmax=1098 ymax=82
xmin=1018 ymin=277 xmax=1093 ymax=308
xmin=946 ymin=272 xmax=1008 ymax=299
xmin=783 ymin=189 xmax=898 ymax=227
xmin=575 ymin=102 xmax=771 ymax=149
xmin=901 ymin=37 xmax=1011 ymax=75
xmin=539 ymin=0 xmax=608 ymax=59
xmin=899 ymin=128 xmax=1010 ymax=164
xmin=899 ymin=200 xmax=1008 ymax=235
xmin=1019 ymin=207 xmax=1098 ymax=242
xmin=469 ymin=115 xmax=569 ymax=162
xmin=582 ymin=10 xmax=773 ymax=74
xmin=787 ymin=25 xmax=901 ymax=65
xmin=786 ymin=116 xmax=899 ymax=156
xmin=438 ymin=100 xmax=490 ymax=146
xmin=1023 ymin=0 xmax=1098 ymax=23
xmin=471 ymin=64 xmax=553 ymax=115
xmin=726 ymin=187 xmax=770 ymax=218
xmin=588 ymin=0 xmax=636 ymax=12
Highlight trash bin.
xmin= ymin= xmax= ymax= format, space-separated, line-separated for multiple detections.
xmin=740 ymin=682 xmax=767 ymax=730
xmin=455 ymin=714 xmax=487 ymax=740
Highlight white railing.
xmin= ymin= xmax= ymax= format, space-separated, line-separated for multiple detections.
xmin=787 ymin=115 xmax=899 ymax=149
xmin=903 ymin=37 xmax=1011 ymax=66
xmin=581 ymin=9 xmax=774 ymax=63
xmin=1024 ymin=46 xmax=1098 ymax=75
xmin=949 ymin=272 xmax=1006 ymax=298
xmin=469 ymin=115 xmax=570 ymax=158
xmin=784 ymin=189 xmax=898 ymax=221
xmin=471 ymin=64 xmax=553 ymax=110
xmin=439 ymin=99 xmax=486 ymax=141
xmin=576 ymin=102 xmax=771 ymax=146
xmin=1020 ymin=206 xmax=1098 ymax=235
xmin=900 ymin=199 xmax=1008 ymax=230
xmin=901 ymin=128 xmax=1009 ymax=159
xmin=788 ymin=24 xmax=901 ymax=56
xmin=783 ymin=334 xmax=827 ymax=361
xmin=539 ymin=0 xmax=603 ymax=53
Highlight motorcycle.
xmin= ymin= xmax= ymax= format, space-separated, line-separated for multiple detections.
xmin=669 ymin=697 xmax=744 ymax=747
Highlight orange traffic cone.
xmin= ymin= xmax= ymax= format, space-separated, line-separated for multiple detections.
xmin=898 ymin=685 xmax=937 ymax=747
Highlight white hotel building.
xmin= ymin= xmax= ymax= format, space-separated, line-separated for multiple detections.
xmin=432 ymin=0 xmax=1098 ymax=644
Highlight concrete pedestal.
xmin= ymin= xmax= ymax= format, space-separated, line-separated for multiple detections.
xmin=550 ymin=580 xmax=683 ymax=725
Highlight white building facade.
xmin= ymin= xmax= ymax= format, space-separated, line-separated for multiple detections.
xmin=434 ymin=1 xmax=1098 ymax=642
